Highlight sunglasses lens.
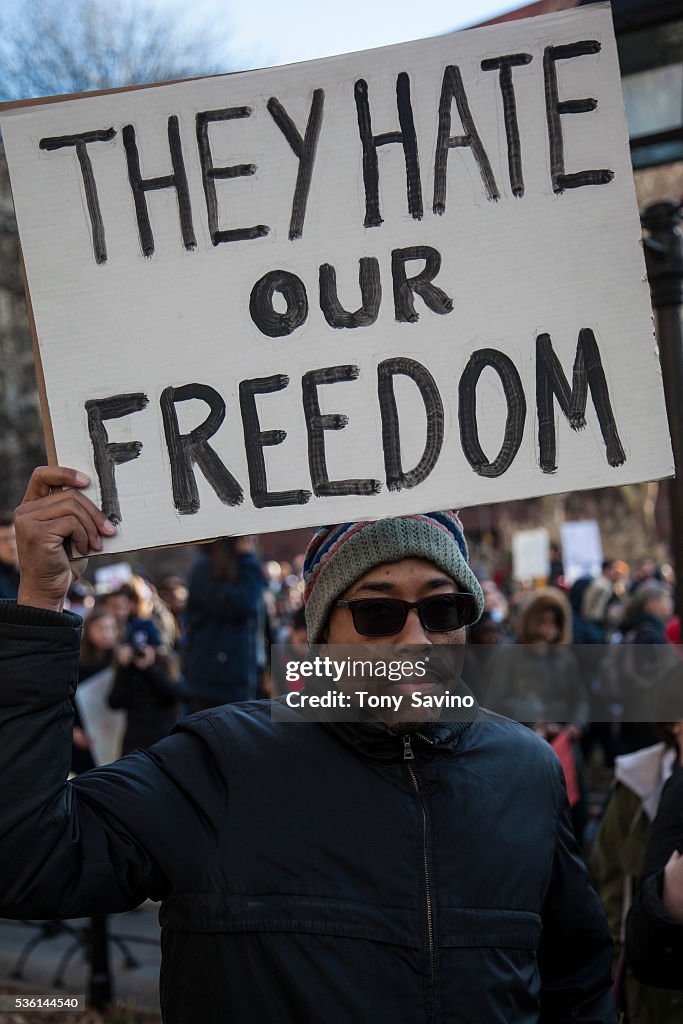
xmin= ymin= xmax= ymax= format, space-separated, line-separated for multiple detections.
xmin=421 ymin=594 xmax=474 ymax=631
xmin=352 ymin=600 xmax=405 ymax=636
xmin=348 ymin=594 xmax=477 ymax=636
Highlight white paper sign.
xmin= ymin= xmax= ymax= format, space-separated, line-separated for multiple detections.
xmin=74 ymin=668 xmax=125 ymax=766
xmin=512 ymin=527 xmax=550 ymax=581
xmin=0 ymin=3 xmax=673 ymax=553
xmin=560 ymin=519 xmax=603 ymax=583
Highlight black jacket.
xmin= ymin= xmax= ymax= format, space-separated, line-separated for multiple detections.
xmin=626 ymin=768 xmax=683 ymax=987
xmin=0 ymin=601 xmax=615 ymax=1024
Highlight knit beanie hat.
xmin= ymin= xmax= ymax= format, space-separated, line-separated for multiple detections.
xmin=303 ymin=511 xmax=485 ymax=644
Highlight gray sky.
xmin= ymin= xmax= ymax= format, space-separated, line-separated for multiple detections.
xmin=157 ymin=0 xmax=526 ymax=70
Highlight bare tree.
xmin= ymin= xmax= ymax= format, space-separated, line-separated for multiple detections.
xmin=0 ymin=0 xmax=231 ymax=101
xmin=0 ymin=0 xmax=234 ymax=510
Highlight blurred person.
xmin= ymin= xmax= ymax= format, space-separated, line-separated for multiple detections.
xmin=100 ymin=586 xmax=132 ymax=639
xmin=480 ymin=578 xmax=509 ymax=627
xmin=593 ymin=670 xmax=683 ymax=1023
xmin=549 ymin=541 xmax=564 ymax=587
xmin=72 ymin=607 xmax=120 ymax=775
xmin=0 ymin=511 xmax=19 ymax=599
xmin=488 ymin=588 xmax=588 ymax=734
xmin=66 ymin=577 xmax=96 ymax=618
xmin=581 ymin=560 xmax=627 ymax=643
xmin=108 ymin=635 xmax=181 ymax=755
xmin=158 ymin=574 xmax=188 ymax=648
xmin=184 ymin=536 xmax=267 ymax=711
xmin=487 ymin=587 xmax=589 ymax=839
xmin=0 ymin=467 xmax=616 ymax=1024
xmin=119 ymin=577 xmax=164 ymax=648
xmin=463 ymin=610 xmax=508 ymax=704
xmin=613 ymin=581 xmax=676 ymax=755
xmin=629 ymin=557 xmax=659 ymax=596
xmin=626 ymin=764 xmax=683 ymax=989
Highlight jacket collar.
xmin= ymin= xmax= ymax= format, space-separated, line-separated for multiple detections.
xmin=293 ymin=677 xmax=480 ymax=764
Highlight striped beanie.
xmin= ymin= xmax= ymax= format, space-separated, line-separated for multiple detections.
xmin=303 ymin=511 xmax=485 ymax=643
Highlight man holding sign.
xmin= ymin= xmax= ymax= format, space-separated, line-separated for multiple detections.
xmin=0 ymin=465 xmax=615 ymax=1023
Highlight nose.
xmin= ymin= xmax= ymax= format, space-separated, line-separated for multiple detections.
xmin=393 ymin=606 xmax=432 ymax=651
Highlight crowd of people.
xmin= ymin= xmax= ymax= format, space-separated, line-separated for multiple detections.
xmin=1 ymin=493 xmax=682 ymax=1021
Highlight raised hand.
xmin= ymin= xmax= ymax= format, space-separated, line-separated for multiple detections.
xmin=14 ymin=466 xmax=117 ymax=612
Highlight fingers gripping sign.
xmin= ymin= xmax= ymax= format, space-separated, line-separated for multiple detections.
xmin=14 ymin=467 xmax=117 ymax=612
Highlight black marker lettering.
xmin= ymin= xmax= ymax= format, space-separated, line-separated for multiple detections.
xmin=543 ymin=41 xmax=614 ymax=193
xmin=302 ymin=365 xmax=381 ymax=496
xmin=433 ymin=65 xmax=499 ymax=214
xmin=354 ymin=73 xmax=423 ymax=228
xmin=85 ymin=392 xmax=148 ymax=524
xmin=122 ymin=117 xmax=196 ymax=258
xmin=239 ymin=375 xmax=312 ymax=507
xmin=196 ymin=107 xmax=269 ymax=244
xmin=459 ymin=349 xmax=526 ymax=477
xmin=319 ymin=257 xmax=381 ymax=328
xmin=392 ymin=246 xmax=453 ymax=323
xmin=536 ymin=328 xmax=625 ymax=473
xmin=250 ymin=270 xmax=308 ymax=337
xmin=267 ymin=89 xmax=324 ymax=241
xmin=160 ymin=383 xmax=243 ymax=514
xmin=377 ymin=357 xmax=444 ymax=491
xmin=39 ymin=128 xmax=116 ymax=264
xmin=481 ymin=53 xmax=532 ymax=197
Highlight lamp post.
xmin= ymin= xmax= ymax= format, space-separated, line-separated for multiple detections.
xmin=642 ymin=201 xmax=683 ymax=592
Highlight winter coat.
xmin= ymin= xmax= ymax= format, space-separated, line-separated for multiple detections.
xmin=108 ymin=660 xmax=179 ymax=755
xmin=184 ymin=552 xmax=266 ymax=706
xmin=592 ymin=745 xmax=683 ymax=1023
xmin=487 ymin=588 xmax=588 ymax=726
xmin=0 ymin=601 xmax=616 ymax=1024
xmin=626 ymin=767 xmax=683 ymax=989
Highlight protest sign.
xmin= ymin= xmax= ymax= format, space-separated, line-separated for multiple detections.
xmin=74 ymin=668 xmax=125 ymax=766
xmin=0 ymin=3 xmax=673 ymax=553
xmin=512 ymin=527 xmax=550 ymax=581
xmin=560 ymin=518 xmax=603 ymax=582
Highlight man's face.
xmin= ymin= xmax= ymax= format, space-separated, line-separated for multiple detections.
xmin=324 ymin=557 xmax=467 ymax=729
xmin=0 ymin=524 xmax=17 ymax=569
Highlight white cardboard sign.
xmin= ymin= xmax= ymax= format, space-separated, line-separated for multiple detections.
xmin=561 ymin=519 xmax=604 ymax=583
xmin=512 ymin=527 xmax=550 ymax=581
xmin=0 ymin=3 xmax=673 ymax=553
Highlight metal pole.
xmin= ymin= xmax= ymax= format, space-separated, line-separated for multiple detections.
xmin=88 ymin=914 xmax=113 ymax=1012
xmin=642 ymin=200 xmax=683 ymax=595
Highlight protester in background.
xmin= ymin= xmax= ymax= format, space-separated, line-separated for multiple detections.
xmin=99 ymin=587 xmax=133 ymax=640
xmin=548 ymin=541 xmax=564 ymax=587
xmin=184 ymin=536 xmax=267 ymax=711
xmin=107 ymin=635 xmax=180 ymax=755
xmin=487 ymin=587 xmax=589 ymax=840
xmin=581 ymin=560 xmax=627 ymax=643
xmin=66 ymin=577 xmax=96 ymax=618
xmin=158 ymin=575 xmax=189 ymax=650
xmin=119 ymin=578 xmax=163 ymax=649
xmin=626 ymin=765 xmax=683 ymax=989
xmin=629 ymin=557 xmax=660 ymax=595
xmin=614 ymin=581 xmax=676 ymax=755
xmin=593 ymin=671 xmax=683 ymax=1023
xmin=463 ymin=610 xmax=508 ymax=704
xmin=72 ymin=607 xmax=120 ymax=775
xmin=0 ymin=511 xmax=19 ymax=600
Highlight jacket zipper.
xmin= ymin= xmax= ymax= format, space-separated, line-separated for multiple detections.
xmin=403 ymin=734 xmax=436 ymax=1013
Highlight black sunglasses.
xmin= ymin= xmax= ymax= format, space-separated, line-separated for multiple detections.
xmin=335 ymin=594 xmax=478 ymax=637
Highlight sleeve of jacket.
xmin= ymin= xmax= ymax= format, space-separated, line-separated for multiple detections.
xmin=537 ymin=764 xmax=616 ymax=1024
xmin=0 ymin=601 xmax=228 ymax=920
xmin=625 ymin=768 xmax=683 ymax=988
